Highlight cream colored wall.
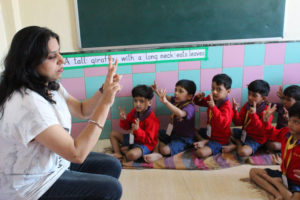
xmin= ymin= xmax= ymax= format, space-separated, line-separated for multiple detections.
xmin=284 ymin=0 xmax=300 ymax=40
xmin=0 ymin=0 xmax=299 ymax=69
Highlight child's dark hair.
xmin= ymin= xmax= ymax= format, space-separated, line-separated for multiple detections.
xmin=288 ymin=101 xmax=300 ymax=119
xmin=132 ymin=85 xmax=154 ymax=100
xmin=212 ymin=74 xmax=232 ymax=90
xmin=283 ymin=85 xmax=300 ymax=101
xmin=248 ymin=80 xmax=270 ymax=97
xmin=176 ymin=79 xmax=196 ymax=95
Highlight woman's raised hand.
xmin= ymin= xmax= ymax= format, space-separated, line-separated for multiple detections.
xmin=102 ymin=56 xmax=122 ymax=106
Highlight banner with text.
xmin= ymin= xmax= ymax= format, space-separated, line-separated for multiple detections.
xmin=63 ymin=47 xmax=208 ymax=70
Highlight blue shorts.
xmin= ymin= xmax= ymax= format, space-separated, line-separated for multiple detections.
xmin=199 ymin=128 xmax=225 ymax=155
xmin=265 ymin=168 xmax=300 ymax=193
xmin=159 ymin=130 xmax=194 ymax=156
xmin=232 ymin=128 xmax=262 ymax=155
xmin=122 ymin=134 xmax=151 ymax=156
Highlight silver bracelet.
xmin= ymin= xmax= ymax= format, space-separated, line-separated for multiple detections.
xmin=88 ymin=120 xmax=104 ymax=129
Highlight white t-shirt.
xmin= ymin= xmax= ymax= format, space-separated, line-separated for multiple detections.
xmin=0 ymin=84 xmax=72 ymax=200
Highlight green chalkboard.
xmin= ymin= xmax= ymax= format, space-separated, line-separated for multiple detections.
xmin=76 ymin=0 xmax=286 ymax=49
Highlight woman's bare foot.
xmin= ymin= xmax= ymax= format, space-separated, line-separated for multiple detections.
xmin=144 ymin=153 xmax=163 ymax=163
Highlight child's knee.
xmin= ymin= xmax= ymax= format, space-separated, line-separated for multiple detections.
xmin=195 ymin=148 xmax=210 ymax=158
xmin=266 ymin=141 xmax=281 ymax=151
xmin=159 ymin=146 xmax=170 ymax=156
xmin=126 ymin=149 xmax=142 ymax=161
xmin=238 ymin=147 xmax=252 ymax=157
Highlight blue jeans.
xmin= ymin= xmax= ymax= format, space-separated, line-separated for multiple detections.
xmin=39 ymin=152 xmax=122 ymax=200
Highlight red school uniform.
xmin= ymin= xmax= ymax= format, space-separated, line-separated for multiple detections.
xmin=269 ymin=127 xmax=300 ymax=185
xmin=120 ymin=107 xmax=160 ymax=151
xmin=194 ymin=95 xmax=233 ymax=145
xmin=233 ymin=102 xmax=272 ymax=144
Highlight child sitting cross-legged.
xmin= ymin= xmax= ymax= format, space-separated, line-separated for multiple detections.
xmin=266 ymin=85 xmax=300 ymax=152
xmin=193 ymin=73 xmax=234 ymax=158
xmin=109 ymin=85 xmax=160 ymax=162
xmin=229 ymin=80 xmax=273 ymax=157
xmin=144 ymin=79 xmax=196 ymax=163
xmin=249 ymin=102 xmax=300 ymax=200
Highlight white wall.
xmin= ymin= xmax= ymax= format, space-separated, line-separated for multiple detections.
xmin=284 ymin=0 xmax=300 ymax=40
xmin=0 ymin=0 xmax=299 ymax=69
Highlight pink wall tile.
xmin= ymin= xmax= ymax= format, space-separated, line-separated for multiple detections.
xmin=228 ymin=88 xmax=242 ymax=105
xmin=223 ymin=45 xmax=244 ymax=67
xmin=132 ymin=64 xmax=155 ymax=73
xmin=84 ymin=67 xmax=108 ymax=77
xmin=157 ymin=115 xmax=171 ymax=130
xmin=151 ymin=97 xmax=156 ymax=110
xmin=156 ymin=71 xmax=178 ymax=93
xmin=283 ymin=63 xmax=300 ymax=85
xmin=71 ymin=122 xmax=88 ymax=139
xmin=243 ymin=66 xmax=264 ymax=87
xmin=199 ymin=112 xmax=207 ymax=128
xmin=61 ymin=78 xmax=86 ymax=100
xmin=268 ymin=85 xmax=281 ymax=103
xmin=178 ymin=61 xmax=201 ymax=70
xmin=116 ymin=74 xmax=132 ymax=97
xmin=265 ymin=43 xmax=285 ymax=65
xmin=200 ymin=68 xmax=222 ymax=91
xmin=111 ymin=119 xmax=127 ymax=134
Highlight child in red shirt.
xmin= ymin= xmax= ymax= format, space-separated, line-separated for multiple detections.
xmin=267 ymin=85 xmax=300 ymax=152
xmin=249 ymin=102 xmax=300 ymax=200
xmin=110 ymin=85 xmax=160 ymax=161
xmin=193 ymin=74 xmax=233 ymax=158
xmin=231 ymin=80 xmax=273 ymax=157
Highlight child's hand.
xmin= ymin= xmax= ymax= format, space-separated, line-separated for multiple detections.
xmin=263 ymin=103 xmax=277 ymax=122
xmin=276 ymin=86 xmax=284 ymax=99
xmin=118 ymin=106 xmax=126 ymax=120
xmin=157 ymin=88 xmax=168 ymax=104
xmin=207 ymin=93 xmax=215 ymax=108
xmin=131 ymin=118 xmax=139 ymax=132
xmin=283 ymin=107 xmax=289 ymax=121
xmin=294 ymin=169 xmax=300 ymax=180
xmin=195 ymin=92 xmax=205 ymax=101
xmin=249 ymin=101 xmax=257 ymax=114
xmin=151 ymin=81 xmax=159 ymax=94
xmin=232 ymin=98 xmax=239 ymax=111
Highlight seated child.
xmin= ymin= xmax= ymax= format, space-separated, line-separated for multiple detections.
xmin=231 ymin=80 xmax=273 ymax=157
xmin=144 ymin=79 xmax=196 ymax=163
xmin=249 ymin=102 xmax=300 ymax=200
xmin=266 ymin=85 xmax=300 ymax=151
xmin=110 ymin=85 xmax=160 ymax=161
xmin=193 ymin=74 xmax=233 ymax=158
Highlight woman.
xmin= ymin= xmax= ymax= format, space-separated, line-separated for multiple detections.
xmin=0 ymin=26 xmax=122 ymax=200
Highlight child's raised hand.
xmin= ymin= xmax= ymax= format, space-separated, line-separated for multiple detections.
xmin=276 ymin=86 xmax=284 ymax=99
xmin=195 ymin=92 xmax=205 ymax=101
xmin=283 ymin=107 xmax=289 ymax=121
xmin=263 ymin=103 xmax=277 ymax=122
xmin=207 ymin=93 xmax=215 ymax=108
xmin=131 ymin=118 xmax=139 ymax=132
xmin=157 ymin=88 xmax=168 ymax=104
xmin=249 ymin=101 xmax=257 ymax=114
xmin=232 ymin=98 xmax=239 ymax=111
xmin=118 ymin=106 xmax=126 ymax=120
xmin=151 ymin=81 xmax=159 ymax=94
